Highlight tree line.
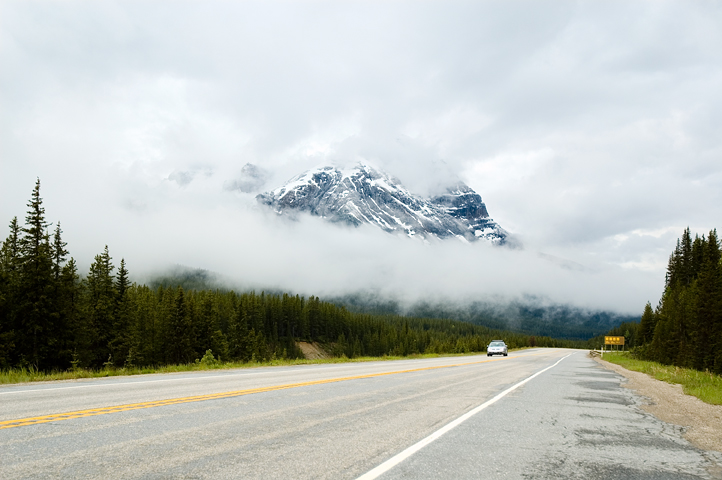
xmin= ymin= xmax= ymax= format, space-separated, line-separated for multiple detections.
xmin=0 ymin=180 xmax=581 ymax=372
xmin=598 ymin=227 xmax=722 ymax=373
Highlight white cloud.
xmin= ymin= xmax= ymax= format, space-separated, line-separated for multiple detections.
xmin=2 ymin=0 xmax=721 ymax=315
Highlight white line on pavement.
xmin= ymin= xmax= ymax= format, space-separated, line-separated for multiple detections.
xmin=356 ymin=352 xmax=575 ymax=480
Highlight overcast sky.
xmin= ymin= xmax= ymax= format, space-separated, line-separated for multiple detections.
xmin=2 ymin=1 xmax=721 ymax=314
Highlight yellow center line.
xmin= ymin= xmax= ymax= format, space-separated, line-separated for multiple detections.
xmin=0 ymin=353 xmax=545 ymax=430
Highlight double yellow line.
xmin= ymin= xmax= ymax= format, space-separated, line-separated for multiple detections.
xmin=1 ymin=356 xmax=512 ymax=430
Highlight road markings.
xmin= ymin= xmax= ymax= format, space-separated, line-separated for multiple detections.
xmin=0 ymin=355 xmax=522 ymax=430
xmin=0 ymin=350 xmax=541 ymax=396
xmin=0 ymin=364 xmax=395 ymax=396
xmin=0 ymin=370 xmax=283 ymax=396
xmin=355 ymin=352 xmax=575 ymax=480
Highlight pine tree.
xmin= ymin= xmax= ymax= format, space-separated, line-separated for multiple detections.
xmin=666 ymin=240 xmax=682 ymax=288
xmin=691 ymin=234 xmax=705 ymax=281
xmin=167 ymin=287 xmax=194 ymax=364
xmin=47 ymin=222 xmax=71 ymax=368
xmin=195 ymin=292 xmax=215 ymax=356
xmin=644 ymin=227 xmax=722 ymax=371
xmin=649 ymin=290 xmax=677 ymax=365
xmin=680 ymin=227 xmax=693 ymax=286
xmin=60 ymin=258 xmax=82 ymax=368
xmin=228 ymin=298 xmax=251 ymax=361
xmin=83 ymin=246 xmax=116 ymax=368
xmin=639 ymin=302 xmax=656 ymax=345
xmin=674 ymin=285 xmax=696 ymax=368
xmin=110 ymin=259 xmax=132 ymax=366
xmin=1 ymin=218 xmax=21 ymax=272
xmin=16 ymin=179 xmax=55 ymax=369
xmin=210 ymin=329 xmax=230 ymax=363
xmin=0 ymin=218 xmax=22 ymax=367
xmin=696 ymin=230 xmax=722 ymax=372
xmin=127 ymin=284 xmax=158 ymax=367
xmin=51 ymin=223 xmax=68 ymax=281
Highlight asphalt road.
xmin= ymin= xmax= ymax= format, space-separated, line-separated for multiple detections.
xmin=1 ymin=349 xmax=720 ymax=479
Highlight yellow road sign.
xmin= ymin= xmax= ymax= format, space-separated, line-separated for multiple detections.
xmin=605 ymin=336 xmax=625 ymax=346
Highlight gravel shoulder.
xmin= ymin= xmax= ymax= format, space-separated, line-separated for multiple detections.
xmin=594 ymin=355 xmax=722 ymax=454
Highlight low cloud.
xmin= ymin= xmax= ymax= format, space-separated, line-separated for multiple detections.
xmin=223 ymin=163 xmax=270 ymax=193
xmin=167 ymin=170 xmax=196 ymax=187
xmin=46 ymin=180 xmax=660 ymax=315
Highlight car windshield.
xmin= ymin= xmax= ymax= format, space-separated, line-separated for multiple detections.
xmin=490 ymin=342 xmax=504 ymax=347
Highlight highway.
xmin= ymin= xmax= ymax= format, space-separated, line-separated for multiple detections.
xmin=1 ymin=349 xmax=719 ymax=479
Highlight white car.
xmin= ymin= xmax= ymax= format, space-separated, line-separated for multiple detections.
xmin=487 ymin=340 xmax=508 ymax=357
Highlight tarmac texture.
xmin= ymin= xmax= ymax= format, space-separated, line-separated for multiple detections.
xmin=1 ymin=349 xmax=719 ymax=479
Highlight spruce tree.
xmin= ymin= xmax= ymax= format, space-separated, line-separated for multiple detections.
xmin=210 ymin=328 xmax=229 ymax=362
xmin=691 ymin=235 xmax=705 ymax=281
xmin=110 ymin=259 xmax=132 ymax=366
xmin=228 ymin=298 xmax=251 ymax=361
xmin=167 ymin=287 xmax=194 ymax=364
xmin=16 ymin=179 xmax=55 ymax=369
xmin=194 ymin=292 xmax=211 ymax=354
xmin=649 ymin=290 xmax=677 ymax=365
xmin=696 ymin=230 xmax=722 ymax=371
xmin=47 ymin=222 xmax=71 ymax=368
xmin=644 ymin=227 xmax=722 ymax=371
xmin=674 ymin=285 xmax=696 ymax=368
xmin=60 ymin=258 xmax=82 ymax=368
xmin=638 ymin=302 xmax=656 ymax=345
xmin=83 ymin=246 xmax=116 ymax=367
xmin=680 ymin=227 xmax=693 ymax=286
xmin=666 ymin=240 xmax=682 ymax=288
xmin=128 ymin=284 xmax=158 ymax=366
xmin=0 ymin=217 xmax=21 ymax=367
xmin=51 ymin=223 xmax=68 ymax=281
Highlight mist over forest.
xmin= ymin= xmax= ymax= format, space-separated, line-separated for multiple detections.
xmin=151 ymin=264 xmax=638 ymax=341
xmin=52 ymin=189 xmax=660 ymax=319
xmin=0 ymin=180 xmax=588 ymax=372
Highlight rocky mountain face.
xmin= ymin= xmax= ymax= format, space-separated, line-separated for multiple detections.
xmin=256 ymin=164 xmax=510 ymax=245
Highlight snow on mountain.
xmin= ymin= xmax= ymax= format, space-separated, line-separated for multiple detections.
xmin=256 ymin=164 xmax=511 ymax=245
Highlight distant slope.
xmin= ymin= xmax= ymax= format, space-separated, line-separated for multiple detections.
xmin=146 ymin=266 xmax=226 ymax=291
xmin=329 ymin=293 xmax=637 ymax=340
xmin=148 ymin=268 xmax=633 ymax=340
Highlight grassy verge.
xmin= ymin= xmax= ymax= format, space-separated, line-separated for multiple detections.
xmin=0 ymin=351 xmax=498 ymax=385
xmin=600 ymin=352 xmax=722 ymax=405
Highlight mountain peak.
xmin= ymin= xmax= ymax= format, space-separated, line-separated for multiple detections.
xmin=257 ymin=163 xmax=510 ymax=245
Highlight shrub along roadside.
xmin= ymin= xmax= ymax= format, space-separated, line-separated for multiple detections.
xmin=602 ymin=352 xmax=722 ymax=405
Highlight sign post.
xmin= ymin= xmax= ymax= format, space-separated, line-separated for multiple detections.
xmin=603 ymin=336 xmax=625 ymax=356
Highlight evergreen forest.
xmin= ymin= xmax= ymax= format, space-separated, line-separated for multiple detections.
xmin=599 ymin=227 xmax=722 ymax=373
xmin=0 ymin=180 xmax=579 ymax=373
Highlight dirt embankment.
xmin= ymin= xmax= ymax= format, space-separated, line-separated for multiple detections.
xmin=594 ymin=355 xmax=722 ymax=454
xmin=297 ymin=342 xmax=331 ymax=360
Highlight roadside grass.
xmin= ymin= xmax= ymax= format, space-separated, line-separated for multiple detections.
xmin=0 ymin=350 xmax=510 ymax=385
xmin=601 ymin=352 xmax=722 ymax=406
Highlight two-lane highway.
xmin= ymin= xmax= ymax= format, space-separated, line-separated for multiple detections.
xmin=1 ymin=349 xmax=719 ymax=479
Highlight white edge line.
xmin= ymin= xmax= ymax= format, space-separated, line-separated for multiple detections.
xmin=355 ymin=352 xmax=575 ymax=480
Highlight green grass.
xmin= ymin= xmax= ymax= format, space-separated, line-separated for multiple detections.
xmin=601 ymin=352 xmax=722 ymax=405
xmin=0 ymin=351 xmax=496 ymax=385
